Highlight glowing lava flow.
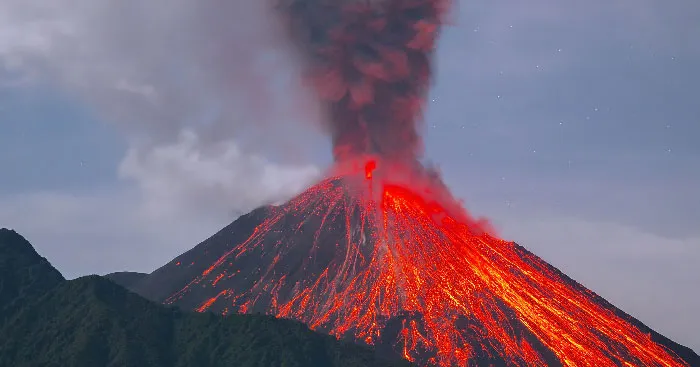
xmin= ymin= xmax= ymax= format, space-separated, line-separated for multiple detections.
xmin=138 ymin=0 xmax=689 ymax=363
xmin=165 ymin=160 xmax=688 ymax=367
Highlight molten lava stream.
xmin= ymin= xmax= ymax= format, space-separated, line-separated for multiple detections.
xmin=374 ymin=182 xmax=687 ymax=366
xmin=172 ymin=161 xmax=688 ymax=367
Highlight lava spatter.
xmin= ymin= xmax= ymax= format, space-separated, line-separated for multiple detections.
xmin=165 ymin=161 xmax=689 ymax=367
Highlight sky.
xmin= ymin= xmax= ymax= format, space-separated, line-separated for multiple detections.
xmin=1 ymin=0 xmax=699 ymax=352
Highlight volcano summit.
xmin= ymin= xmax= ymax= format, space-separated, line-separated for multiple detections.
xmin=129 ymin=159 xmax=699 ymax=367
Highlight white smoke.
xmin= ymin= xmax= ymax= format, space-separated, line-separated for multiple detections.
xmin=0 ymin=0 xmax=323 ymax=216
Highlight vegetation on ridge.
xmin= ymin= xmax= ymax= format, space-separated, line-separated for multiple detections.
xmin=0 ymin=228 xmax=411 ymax=367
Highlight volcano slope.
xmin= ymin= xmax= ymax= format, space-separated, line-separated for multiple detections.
xmin=131 ymin=170 xmax=699 ymax=367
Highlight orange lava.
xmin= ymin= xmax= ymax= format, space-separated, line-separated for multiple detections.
xmin=167 ymin=161 xmax=688 ymax=367
xmin=366 ymin=160 xmax=377 ymax=179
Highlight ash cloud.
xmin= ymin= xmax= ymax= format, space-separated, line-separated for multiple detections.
xmin=1 ymin=0 xmax=455 ymax=184
xmin=278 ymin=0 xmax=450 ymax=162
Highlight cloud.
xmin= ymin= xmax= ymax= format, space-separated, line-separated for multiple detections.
xmin=0 ymin=165 xmax=315 ymax=280
xmin=119 ymin=130 xmax=320 ymax=220
xmin=0 ymin=0 xmax=326 ymax=221
xmin=0 ymin=0 xmax=321 ymax=138
xmin=0 ymin=126 xmax=321 ymax=278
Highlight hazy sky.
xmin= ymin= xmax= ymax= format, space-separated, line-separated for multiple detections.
xmin=1 ymin=0 xmax=698 ymax=352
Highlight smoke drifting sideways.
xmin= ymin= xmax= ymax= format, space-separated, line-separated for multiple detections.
xmin=275 ymin=0 xmax=450 ymax=163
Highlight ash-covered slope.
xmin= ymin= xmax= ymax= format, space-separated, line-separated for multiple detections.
xmin=129 ymin=178 xmax=699 ymax=367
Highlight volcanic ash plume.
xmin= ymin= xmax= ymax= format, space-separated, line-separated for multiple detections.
xmin=276 ymin=0 xmax=448 ymax=162
xmin=150 ymin=1 xmax=695 ymax=366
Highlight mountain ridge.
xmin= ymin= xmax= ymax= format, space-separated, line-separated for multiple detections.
xmin=0 ymin=228 xmax=65 ymax=325
xmin=0 ymin=227 xmax=412 ymax=367
xmin=104 ymin=271 xmax=148 ymax=288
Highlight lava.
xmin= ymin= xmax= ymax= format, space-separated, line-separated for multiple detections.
xmin=165 ymin=161 xmax=689 ymax=367
xmin=366 ymin=160 xmax=377 ymax=179
xmin=161 ymin=0 xmax=690 ymax=365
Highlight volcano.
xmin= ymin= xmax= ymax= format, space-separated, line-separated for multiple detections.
xmin=129 ymin=0 xmax=696 ymax=365
xmin=130 ymin=160 xmax=699 ymax=367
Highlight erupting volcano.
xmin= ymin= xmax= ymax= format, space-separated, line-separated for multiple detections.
xmin=130 ymin=0 xmax=698 ymax=366
xmin=150 ymin=162 xmax=693 ymax=366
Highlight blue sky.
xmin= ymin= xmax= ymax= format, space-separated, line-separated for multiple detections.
xmin=1 ymin=0 xmax=699 ymax=351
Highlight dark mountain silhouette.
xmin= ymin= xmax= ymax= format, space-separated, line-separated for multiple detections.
xmin=104 ymin=271 xmax=148 ymax=288
xmin=0 ymin=229 xmax=64 ymax=325
xmin=0 ymin=228 xmax=412 ymax=367
xmin=126 ymin=193 xmax=700 ymax=367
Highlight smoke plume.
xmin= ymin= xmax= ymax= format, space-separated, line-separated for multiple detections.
xmin=276 ymin=0 xmax=450 ymax=162
xmin=0 ymin=0 xmax=325 ymax=216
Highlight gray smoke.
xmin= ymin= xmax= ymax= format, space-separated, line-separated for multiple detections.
xmin=275 ymin=0 xmax=451 ymax=161
xmin=0 ymin=0 xmax=323 ymax=216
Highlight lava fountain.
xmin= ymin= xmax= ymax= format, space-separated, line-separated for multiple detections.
xmin=165 ymin=0 xmax=691 ymax=366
